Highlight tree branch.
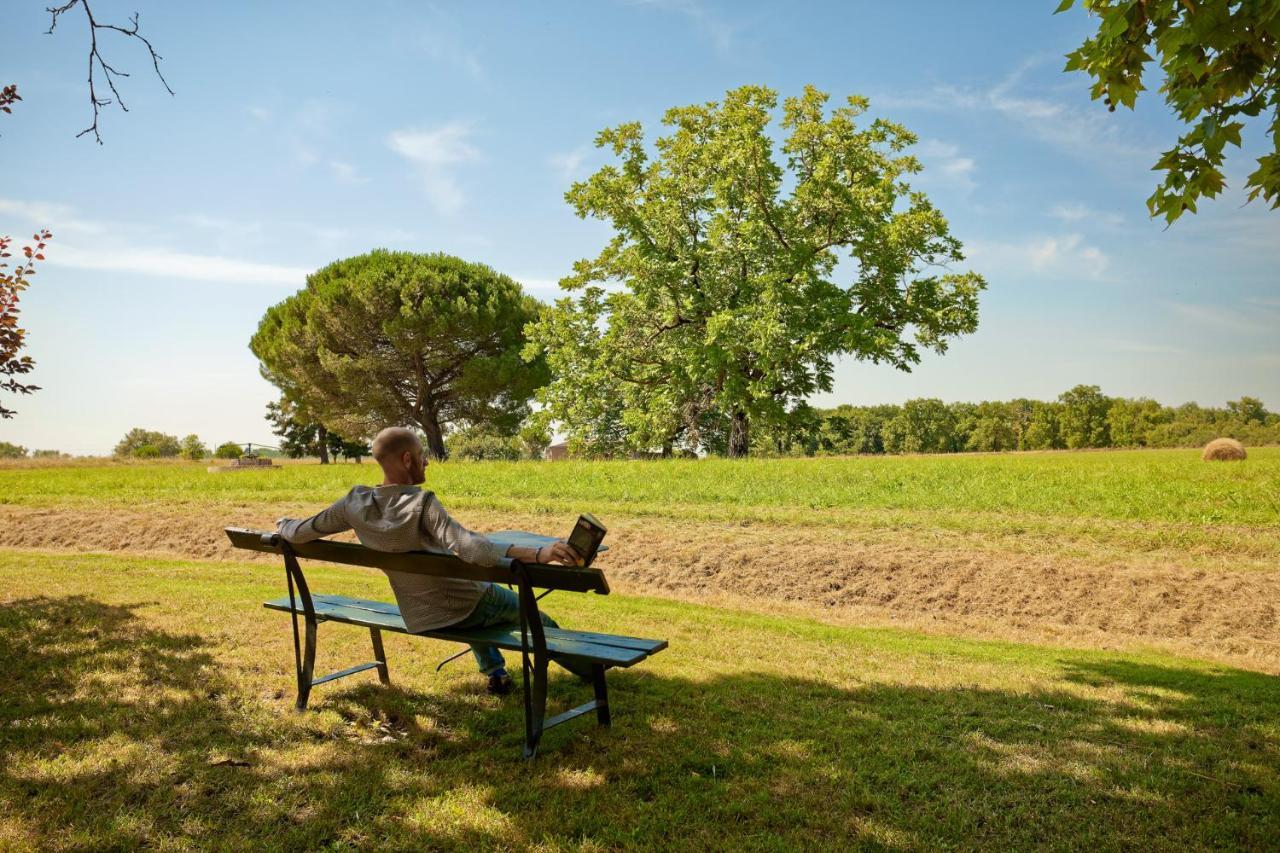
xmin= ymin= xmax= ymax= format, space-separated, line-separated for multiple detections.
xmin=46 ymin=1 xmax=174 ymax=144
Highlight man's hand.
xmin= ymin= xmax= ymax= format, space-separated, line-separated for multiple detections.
xmin=535 ymin=540 xmax=584 ymax=566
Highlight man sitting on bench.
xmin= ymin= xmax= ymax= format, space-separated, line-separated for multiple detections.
xmin=275 ymin=426 xmax=587 ymax=695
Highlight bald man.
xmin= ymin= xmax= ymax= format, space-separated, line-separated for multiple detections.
xmin=275 ymin=426 xmax=588 ymax=695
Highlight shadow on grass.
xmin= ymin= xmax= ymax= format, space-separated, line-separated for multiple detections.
xmin=1 ymin=595 xmax=1277 ymax=850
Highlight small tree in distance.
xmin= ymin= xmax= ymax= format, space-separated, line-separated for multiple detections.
xmin=179 ymin=434 xmax=208 ymax=460
xmin=213 ymin=442 xmax=244 ymax=460
xmin=114 ymin=428 xmax=180 ymax=458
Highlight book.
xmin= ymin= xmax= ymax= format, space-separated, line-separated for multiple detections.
xmin=566 ymin=513 xmax=607 ymax=568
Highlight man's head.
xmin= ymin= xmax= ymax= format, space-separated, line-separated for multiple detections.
xmin=372 ymin=427 xmax=426 ymax=485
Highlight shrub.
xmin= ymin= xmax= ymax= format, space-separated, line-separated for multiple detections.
xmin=0 ymin=441 xmax=27 ymax=459
xmin=31 ymin=449 xmax=64 ymax=458
xmin=135 ymin=445 xmax=161 ymax=459
xmin=214 ymin=442 xmax=244 ymax=460
xmin=179 ymin=434 xmax=209 ymax=460
xmin=449 ymin=427 xmax=521 ymax=461
xmin=114 ymin=428 xmax=181 ymax=458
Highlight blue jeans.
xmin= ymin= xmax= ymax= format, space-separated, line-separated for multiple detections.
xmin=449 ymin=583 xmax=592 ymax=678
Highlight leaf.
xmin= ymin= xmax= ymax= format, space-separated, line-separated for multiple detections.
xmin=1054 ymin=0 xmax=1075 ymax=12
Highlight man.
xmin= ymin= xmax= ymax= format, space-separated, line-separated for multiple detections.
xmin=275 ymin=426 xmax=586 ymax=695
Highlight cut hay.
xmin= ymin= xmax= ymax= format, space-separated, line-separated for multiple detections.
xmin=1202 ymin=437 xmax=1247 ymax=462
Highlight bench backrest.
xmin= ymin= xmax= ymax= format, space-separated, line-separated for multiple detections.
xmin=224 ymin=527 xmax=610 ymax=594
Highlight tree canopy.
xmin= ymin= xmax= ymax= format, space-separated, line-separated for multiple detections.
xmin=1 ymin=230 xmax=51 ymax=419
xmin=251 ymin=251 xmax=548 ymax=460
xmin=525 ymin=85 xmax=985 ymax=457
xmin=1057 ymin=0 xmax=1280 ymax=223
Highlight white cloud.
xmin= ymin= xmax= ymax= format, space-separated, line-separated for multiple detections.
xmin=966 ymin=232 xmax=1109 ymax=280
xmin=629 ymin=0 xmax=736 ymax=56
xmin=1049 ymin=202 xmax=1125 ymax=226
xmin=48 ymin=243 xmax=308 ymax=286
xmin=327 ymin=160 xmax=364 ymax=184
xmin=247 ymin=106 xmax=271 ymax=122
xmin=875 ymin=58 xmax=1154 ymax=169
xmin=388 ymin=122 xmax=480 ymax=214
xmin=0 ymin=198 xmax=105 ymax=235
xmin=913 ymin=139 xmax=977 ymax=192
xmin=1164 ymin=301 xmax=1276 ymax=335
xmin=549 ymin=146 xmax=589 ymax=181
xmin=1100 ymin=339 xmax=1186 ymax=355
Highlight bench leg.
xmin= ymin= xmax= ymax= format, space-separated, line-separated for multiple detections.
xmin=296 ymin=616 xmax=317 ymax=711
xmin=523 ymin=653 xmax=549 ymax=760
xmin=592 ymin=664 xmax=611 ymax=727
xmin=369 ymin=628 xmax=390 ymax=685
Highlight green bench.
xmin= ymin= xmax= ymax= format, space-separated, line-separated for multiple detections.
xmin=225 ymin=527 xmax=667 ymax=758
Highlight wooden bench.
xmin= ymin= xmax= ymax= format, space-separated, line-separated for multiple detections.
xmin=225 ymin=527 xmax=666 ymax=758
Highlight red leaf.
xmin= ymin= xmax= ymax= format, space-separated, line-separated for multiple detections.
xmin=34 ymin=254 xmax=44 ymax=261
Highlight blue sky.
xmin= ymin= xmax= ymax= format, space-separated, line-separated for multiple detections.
xmin=2 ymin=0 xmax=1277 ymax=454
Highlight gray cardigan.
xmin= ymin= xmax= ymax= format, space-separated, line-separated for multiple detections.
xmin=276 ymin=484 xmax=507 ymax=632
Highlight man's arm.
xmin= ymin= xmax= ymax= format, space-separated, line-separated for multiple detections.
xmin=422 ymin=493 xmax=582 ymax=566
xmin=277 ymin=493 xmax=352 ymax=544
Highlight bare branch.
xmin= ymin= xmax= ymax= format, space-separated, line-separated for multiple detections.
xmin=45 ymin=1 xmax=174 ymax=144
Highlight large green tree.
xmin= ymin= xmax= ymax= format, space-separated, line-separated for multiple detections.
xmin=1056 ymin=0 xmax=1280 ymax=224
xmin=526 ymin=85 xmax=984 ymax=457
xmin=251 ymin=251 xmax=548 ymax=460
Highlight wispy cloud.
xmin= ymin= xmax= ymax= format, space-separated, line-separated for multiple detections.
xmin=875 ymin=57 xmax=1154 ymax=170
xmin=48 ymin=243 xmax=308 ymax=286
xmin=967 ymin=232 xmax=1109 ymax=280
xmin=388 ymin=122 xmax=480 ymax=214
xmin=418 ymin=25 xmax=488 ymax=83
xmin=1100 ymin=338 xmax=1186 ymax=355
xmin=0 ymin=198 xmax=105 ymax=235
xmin=1164 ymin=301 xmax=1276 ymax=335
xmin=629 ymin=0 xmax=737 ymax=57
xmin=549 ymin=146 xmax=590 ymax=182
xmin=1049 ymin=202 xmax=1125 ymax=227
xmin=913 ymin=139 xmax=977 ymax=192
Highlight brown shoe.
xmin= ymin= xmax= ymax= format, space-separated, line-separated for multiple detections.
xmin=486 ymin=670 xmax=514 ymax=696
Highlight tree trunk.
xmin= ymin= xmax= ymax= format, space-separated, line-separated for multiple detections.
xmin=728 ymin=409 xmax=750 ymax=458
xmin=422 ymin=410 xmax=448 ymax=461
xmin=317 ymin=425 xmax=330 ymax=465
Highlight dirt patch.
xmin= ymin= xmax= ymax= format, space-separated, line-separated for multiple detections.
xmin=2 ymin=504 xmax=1278 ymax=673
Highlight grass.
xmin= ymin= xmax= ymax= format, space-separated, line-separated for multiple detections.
xmin=3 ymin=447 xmax=1279 ymax=525
xmin=2 ymin=549 xmax=1278 ymax=850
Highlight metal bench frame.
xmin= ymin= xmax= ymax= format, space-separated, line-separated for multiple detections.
xmin=227 ymin=528 xmax=648 ymax=758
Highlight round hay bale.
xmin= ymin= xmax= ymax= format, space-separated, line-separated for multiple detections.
xmin=1202 ymin=437 xmax=1247 ymax=462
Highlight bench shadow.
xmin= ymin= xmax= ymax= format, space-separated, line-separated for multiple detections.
xmin=2 ymin=595 xmax=1278 ymax=849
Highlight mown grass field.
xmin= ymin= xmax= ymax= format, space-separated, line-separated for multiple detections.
xmin=4 ymin=448 xmax=1278 ymax=528
xmin=2 ymin=550 xmax=1277 ymax=850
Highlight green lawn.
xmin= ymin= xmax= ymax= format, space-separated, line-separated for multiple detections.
xmin=2 ymin=549 xmax=1277 ymax=850
xmin=4 ymin=448 xmax=1279 ymax=524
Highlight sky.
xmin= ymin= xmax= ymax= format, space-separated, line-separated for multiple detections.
xmin=2 ymin=0 xmax=1277 ymax=455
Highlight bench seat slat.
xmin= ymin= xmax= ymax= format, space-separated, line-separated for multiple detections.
xmin=294 ymin=594 xmax=664 ymax=653
xmin=263 ymin=594 xmax=655 ymax=667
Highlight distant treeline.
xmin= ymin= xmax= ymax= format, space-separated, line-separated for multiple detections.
xmin=750 ymin=386 xmax=1278 ymax=456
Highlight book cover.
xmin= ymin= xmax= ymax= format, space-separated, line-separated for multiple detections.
xmin=566 ymin=513 xmax=607 ymax=567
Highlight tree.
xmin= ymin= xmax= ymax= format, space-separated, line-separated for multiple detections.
xmin=0 ymin=440 xmax=27 ymax=458
xmin=1022 ymin=401 xmax=1064 ymax=450
xmin=213 ymin=441 xmax=244 ymax=460
xmin=960 ymin=400 xmax=1019 ymax=452
xmin=526 ymin=85 xmax=984 ymax=457
xmin=44 ymin=1 xmax=174 ymax=144
xmin=251 ymin=251 xmax=548 ymax=461
xmin=1056 ymin=0 xmax=1280 ymax=224
xmin=883 ymin=398 xmax=958 ymax=453
xmin=266 ymin=398 xmax=332 ymax=464
xmin=114 ymin=427 xmax=179 ymax=457
xmin=179 ymin=434 xmax=208 ymax=460
xmin=1226 ymin=395 xmax=1269 ymax=425
xmin=1 ymin=229 xmax=51 ymax=418
xmin=1107 ymin=397 xmax=1169 ymax=446
xmin=449 ymin=426 xmax=522 ymax=461
xmin=1058 ymin=384 xmax=1113 ymax=449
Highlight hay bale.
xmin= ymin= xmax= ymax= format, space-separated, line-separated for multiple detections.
xmin=1202 ymin=437 xmax=1247 ymax=462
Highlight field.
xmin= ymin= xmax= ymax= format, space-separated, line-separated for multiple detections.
xmin=1 ymin=450 xmax=1278 ymax=849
